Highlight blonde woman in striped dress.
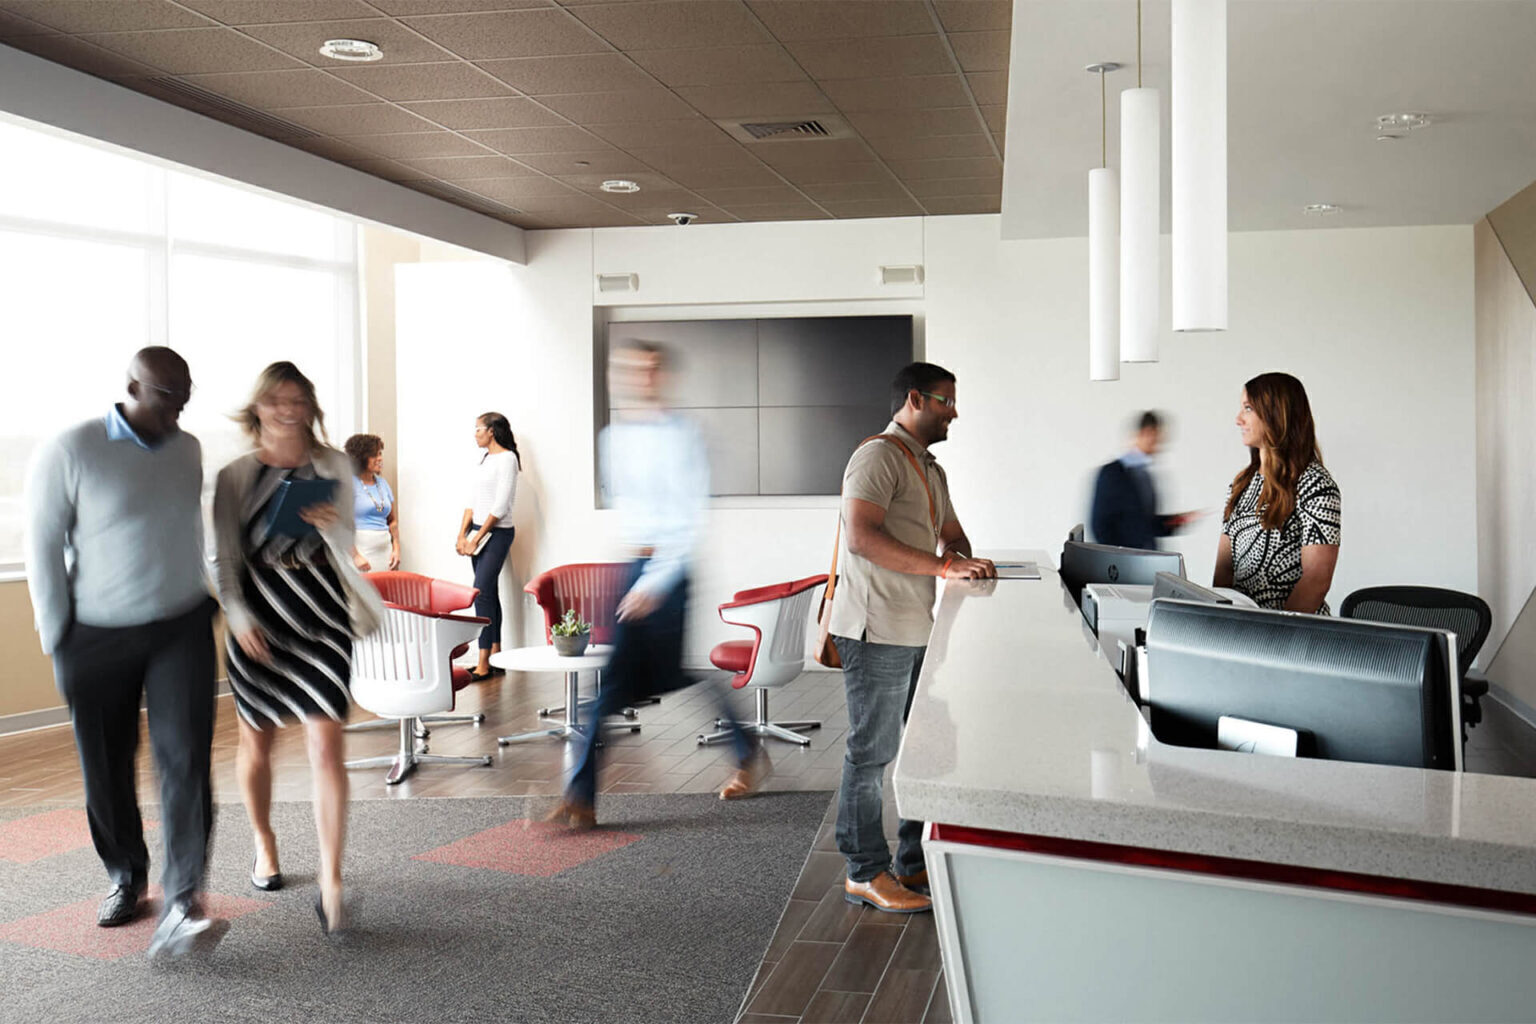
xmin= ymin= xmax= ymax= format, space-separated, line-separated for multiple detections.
xmin=212 ymin=361 xmax=382 ymax=935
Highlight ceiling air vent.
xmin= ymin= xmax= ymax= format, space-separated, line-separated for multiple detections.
xmin=742 ymin=119 xmax=830 ymax=140
xmin=143 ymin=77 xmax=321 ymax=140
xmin=716 ymin=114 xmax=852 ymax=144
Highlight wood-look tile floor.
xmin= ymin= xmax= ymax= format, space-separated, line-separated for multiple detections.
xmin=0 ymin=666 xmax=852 ymax=809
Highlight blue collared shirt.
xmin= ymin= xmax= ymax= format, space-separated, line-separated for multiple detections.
xmin=599 ymin=413 xmax=709 ymax=598
xmin=105 ymin=403 xmax=174 ymax=451
xmin=1118 ymin=447 xmax=1152 ymax=472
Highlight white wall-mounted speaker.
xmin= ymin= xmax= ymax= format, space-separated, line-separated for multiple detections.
xmin=879 ymin=264 xmax=924 ymax=286
xmin=596 ymin=272 xmax=638 ymax=293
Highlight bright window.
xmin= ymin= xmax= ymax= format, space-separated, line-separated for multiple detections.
xmin=0 ymin=115 xmax=359 ymax=573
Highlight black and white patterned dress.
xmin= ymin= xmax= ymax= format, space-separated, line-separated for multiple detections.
xmin=226 ymin=463 xmax=353 ymax=728
xmin=1222 ymin=460 xmax=1342 ymax=613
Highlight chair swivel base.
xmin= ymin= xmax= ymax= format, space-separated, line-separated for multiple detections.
xmin=345 ymin=712 xmax=485 ymax=740
xmin=345 ymin=750 xmax=493 ymax=785
xmin=699 ymin=688 xmax=819 ymax=746
xmin=700 ymin=719 xmax=820 ymax=747
xmin=344 ymin=719 xmax=491 ymax=785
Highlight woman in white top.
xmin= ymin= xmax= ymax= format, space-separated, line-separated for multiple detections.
xmin=344 ymin=433 xmax=399 ymax=572
xmin=457 ymin=412 xmax=520 ymax=680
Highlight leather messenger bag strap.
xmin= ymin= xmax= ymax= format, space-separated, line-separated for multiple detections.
xmin=814 ymin=433 xmax=938 ymax=668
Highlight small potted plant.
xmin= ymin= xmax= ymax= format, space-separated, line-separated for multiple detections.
xmin=550 ymin=608 xmax=592 ymax=657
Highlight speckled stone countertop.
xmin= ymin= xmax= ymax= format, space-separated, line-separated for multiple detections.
xmin=892 ymin=551 xmax=1536 ymax=895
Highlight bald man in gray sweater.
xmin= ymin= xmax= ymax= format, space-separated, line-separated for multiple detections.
xmin=25 ymin=347 xmax=224 ymax=958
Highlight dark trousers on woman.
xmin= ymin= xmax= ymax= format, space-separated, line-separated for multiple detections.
xmin=567 ymin=561 xmax=752 ymax=807
xmin=51 ymin=598 xmax=217 ymax=907
xmin=469 ymin=524 xmax=515 ymax=650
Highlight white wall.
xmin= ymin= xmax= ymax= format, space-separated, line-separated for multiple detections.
xmin=394 ymin=216 xmax=1478 ymax=663
xmin=928 ymin=216 xmax=1478 ymax=603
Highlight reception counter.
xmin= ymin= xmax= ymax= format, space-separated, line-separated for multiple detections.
xmin=893 ymin=551 xmax=1536 ymax=1023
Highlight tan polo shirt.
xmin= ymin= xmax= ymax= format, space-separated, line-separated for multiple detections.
xmin=829 ymin=422 xmax=953 ymax=647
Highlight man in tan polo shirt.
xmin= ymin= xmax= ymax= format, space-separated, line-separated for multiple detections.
xmin=831 ymin=361 xmax=995 ymax=914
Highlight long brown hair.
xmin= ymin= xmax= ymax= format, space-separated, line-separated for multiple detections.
xmin=1224 ymin=372 xmax=1322 ymax=531
xmin=236 ymin=361 xmax=329 ymax=452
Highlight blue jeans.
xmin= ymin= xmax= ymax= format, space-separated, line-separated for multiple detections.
xmin=469 ymin=525 xmax=515 ymax=650
xmin=566 ymin=561 xmax=752 ymax=807
xmin=833 ymin=635 xmax=926 ymax=883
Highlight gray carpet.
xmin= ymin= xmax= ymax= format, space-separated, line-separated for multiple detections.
xmin=0 ymin=792 xmax=832 ymax=1024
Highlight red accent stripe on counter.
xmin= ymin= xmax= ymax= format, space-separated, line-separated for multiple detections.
xmin=930 ymin=824 xmax=1536 ymax=917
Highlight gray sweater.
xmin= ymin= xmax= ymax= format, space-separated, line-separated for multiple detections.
xmin=25 ymin=415 xmax=209 ymax=656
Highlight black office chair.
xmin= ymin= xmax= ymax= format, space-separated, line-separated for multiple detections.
xmin=1339 ymin=586 xmax=1493 ymax=736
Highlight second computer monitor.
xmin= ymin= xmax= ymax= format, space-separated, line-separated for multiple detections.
xmin=1060 ymin=540 xmax=1185 ymax=603
xmin=1144 ymin=600 xmax=1460 ymax=771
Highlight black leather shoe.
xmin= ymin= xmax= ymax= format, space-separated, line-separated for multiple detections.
xmin=251 ymin=854 xmax=283 ymax=892
xmin=97 ymin=884 xmax=145 ymax=928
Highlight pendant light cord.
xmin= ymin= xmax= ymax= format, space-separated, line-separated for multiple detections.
xmin=1100 ymin=67 xmax=1107 ymax=168
xmin=1137 ymin=0 xmax=1143 ymax=88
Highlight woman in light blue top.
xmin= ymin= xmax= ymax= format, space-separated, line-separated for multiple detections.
xmin=344 ymin=433 xmax=398 ymax=572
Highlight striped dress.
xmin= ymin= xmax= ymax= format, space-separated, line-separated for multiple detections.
xmin=226 ymin=463 xmax=354 ymax=729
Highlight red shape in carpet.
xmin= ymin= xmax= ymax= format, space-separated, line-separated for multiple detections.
xmin=413 ymin=819 xmax=642 ymax=877
xmin=0 ymin=890 xmax=269 ymax=960
xmin=0 ymin=809 xmax=158 ymax=864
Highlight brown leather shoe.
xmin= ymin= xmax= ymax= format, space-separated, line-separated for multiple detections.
xmin=844 ymin=871 xmax=931 ymax=914
xmin=719 ymin=748 xmax=772 ymax=800
xmin=895 ymin=869 xmax=929 ymax=891
xmin=539 ymin=799 xmax=596 ymax=832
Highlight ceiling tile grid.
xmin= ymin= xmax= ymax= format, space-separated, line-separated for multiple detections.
xmin=0 ymin=0 xmax=1010 ymax=228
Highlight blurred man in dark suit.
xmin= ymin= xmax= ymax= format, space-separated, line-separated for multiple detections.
xmin=1089 ymin=411 xmax=1196 ymax=550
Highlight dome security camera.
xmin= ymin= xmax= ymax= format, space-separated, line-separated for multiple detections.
xmin=667 ymin=212 xmax=698 ymax=226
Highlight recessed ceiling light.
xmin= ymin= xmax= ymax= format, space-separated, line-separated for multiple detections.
xmin=319 ymin=38 xmax=383 ymax=62
xmin=600 ymin=179 xmax=640 ymax=194
xmin=1303 ymin=203 xmax=1341 ymax=215
xmin=1374 ymin=112 xmax=1430 ymax=132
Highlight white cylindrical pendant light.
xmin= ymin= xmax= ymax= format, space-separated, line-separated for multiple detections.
xmin=1089 ymin=165 xmax=1120 ymax=381
xmin=1086 ymin=62 xmax=1122 ymax=382
xmin=1171 ymin=0 xmax=1227 ymax=332
xmin=1120 ymin=86 xmax=1160 ymax=361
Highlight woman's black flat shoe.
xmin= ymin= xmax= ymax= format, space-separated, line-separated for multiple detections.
xmin=251 ymin=854 xmax=283 ymax=892
xmin=467 ymin=669 xmax=494 ymax=682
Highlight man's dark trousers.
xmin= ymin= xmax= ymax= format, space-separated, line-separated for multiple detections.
xmin=51 ymin=597 xmax=217 ymax=906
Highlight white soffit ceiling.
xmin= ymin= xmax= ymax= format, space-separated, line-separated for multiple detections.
xmin=1001 ymin=0 xmax=1536 ymax=239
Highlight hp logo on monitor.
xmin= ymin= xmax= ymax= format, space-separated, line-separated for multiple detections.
xmin=1108 ymin=564 xmax=1120 ymax=581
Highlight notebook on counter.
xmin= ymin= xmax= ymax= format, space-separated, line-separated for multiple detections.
xmin=994 ymin=560 xmax=1041 ymax=580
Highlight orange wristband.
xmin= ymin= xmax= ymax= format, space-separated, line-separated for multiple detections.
xmin=939 ymin=557 xmax=953 ymax=577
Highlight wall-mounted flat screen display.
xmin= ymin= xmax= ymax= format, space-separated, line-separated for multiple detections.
xmin=605 ymin=315 xmax=914 ymax=496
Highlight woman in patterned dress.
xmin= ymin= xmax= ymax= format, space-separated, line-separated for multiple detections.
xmin=1213 ymin=372 xmax=1342 ymax=613
xmin=212 ymin=362 xmax=383 ymax=934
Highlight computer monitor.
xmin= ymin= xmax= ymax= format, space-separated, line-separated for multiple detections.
xmin=1060 ymin=540 xmax=1186 ymax=604
xmin=1144 ymin=600 xmax=1461 ymax=771
xmin=1151 ymin=571 xmax=1231 ymax=605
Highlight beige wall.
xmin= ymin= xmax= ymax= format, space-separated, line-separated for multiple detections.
xmin=0 ymin=581 xmax=59 ymax=718
xmin=361 ymin=225 xmax=420 ymax=486
xmin=1477 ymin=217 xmax=1536 ymax=705
xmin=1489 ymin=179 xmax=1536 ymax=308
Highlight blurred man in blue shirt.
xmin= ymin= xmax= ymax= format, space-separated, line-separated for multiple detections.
xmin=544 ymin=341 xmax=765 ymax=830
